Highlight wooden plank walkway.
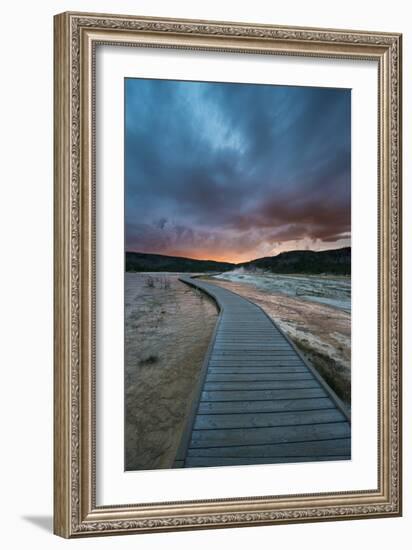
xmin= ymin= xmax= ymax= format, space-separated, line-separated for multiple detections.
xmin=175 ymin=275 xmax=351 ymax=468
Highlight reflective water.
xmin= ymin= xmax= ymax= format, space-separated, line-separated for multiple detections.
xmin=215 ymin=269 xmax=351 ymax=313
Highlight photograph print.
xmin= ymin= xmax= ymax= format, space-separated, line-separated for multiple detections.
xmin=124 ymin=77 xmax=351 ymax=471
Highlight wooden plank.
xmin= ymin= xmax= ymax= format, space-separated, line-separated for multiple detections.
xmin=215 ymin=337 xmax=287 ymax=340
xmin=185 ymin=456 xmax=350 ymax=467
xmin=212 ymin=351 xmax=299 ymax=355
xmin=216 ymin=331 xmax=279 ymax=334
xmin=201 ymin=388 xmax=327 ymax=401
xmin=187 ymin=438 xmax=351 ymax=458
xmin=203 ymin=380 xmax=319 ymax=391
xmin=214 ymin=342 xmax=290 ymax=346
xmin=216 ymin=329 xmax=284 ymax=332
xmin=215 ymin=337 xmax=289 ymax=341
xmin=209 ymin=363 xmax=305 ymax=368
xmin=213 ymin=346 xmax=292 ymax=350
xmin=187 ymin=455 xmax=349 ymax=467
xmin=215 ymin=338 xmax=288 ymax=341
xmin=214 ymin=347 xmax=294 ymax=351
xmin=209 ymin=364 xmax=305 ymax=369
xmin=216 ymin=334 xmax=286 ymax=337
xmin=215 ymin=341 xmax=291 ymax=343
xmin=221 ymin=337 xmax=290 ymax=342
xmin=217 ymin=327 xmax=282 ymax=330
xmin=208 ymin=366 xmax=308 ymax=374
xmin=206 ymin=372 xmax=313 ymax=381
xmin=216 ymin=333 xmax=280 ymax=336
xmin=194 ymin=408 xmax=344 ymax=430
xmin=216 ymin=332 xmax=278 ymax=334
xmin=209 ymin=359 xmax=304 ymax=364
xmin=209 ymin=361 xmax=302 ymax=366
xmin=198 ymin=397 xmax=335 ymax=415
xmin=211 ymin=356 xmax=300 ymax=362
xmin=189 ymin=422 xmax=351 ymax=447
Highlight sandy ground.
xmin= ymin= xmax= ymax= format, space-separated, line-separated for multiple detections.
xmin=205 ymin=276 xmax=351 ymax=405
xmin=125 ymin=273 xmax=218 ymax=471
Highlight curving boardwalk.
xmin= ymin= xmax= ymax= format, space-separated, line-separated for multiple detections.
xmin=174 ymin=275 xmax=351 ymax=468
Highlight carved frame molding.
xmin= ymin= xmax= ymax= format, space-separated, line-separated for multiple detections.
xmin=53 ymin=12 xmax=402 ymax=538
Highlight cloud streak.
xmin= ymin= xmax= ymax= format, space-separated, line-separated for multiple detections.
xmin=125 ymin=78 xmax=351 ymax=263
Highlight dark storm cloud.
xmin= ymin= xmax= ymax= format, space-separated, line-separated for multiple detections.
xmin=125 ymin=78 xmax=351 ymax=262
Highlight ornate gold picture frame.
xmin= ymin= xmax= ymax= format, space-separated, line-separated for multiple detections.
xmin=53 ymin=11 xmax=402 ymax=538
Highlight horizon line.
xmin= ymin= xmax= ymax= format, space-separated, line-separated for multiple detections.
xmin=125 ymin=245 xmax=351 ymax=265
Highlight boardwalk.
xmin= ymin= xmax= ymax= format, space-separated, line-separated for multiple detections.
xmin=175 ymin=275 xmax=351 ymax=468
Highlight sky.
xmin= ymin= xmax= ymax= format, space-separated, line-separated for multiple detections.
xmin=125 ymin=78 xmax=351 ymax=264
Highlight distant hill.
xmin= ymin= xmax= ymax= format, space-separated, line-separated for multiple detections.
xmin=126 ymin=247 xmax=350 ymax=275
xmin=240 ymin=247 xmax=351 ymax=275
xmin=125 ymin=251 xmax=235 ymax=273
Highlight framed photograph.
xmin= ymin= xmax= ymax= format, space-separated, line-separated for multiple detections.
xmin=53 ymin=12 xmax=402 ymax=538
